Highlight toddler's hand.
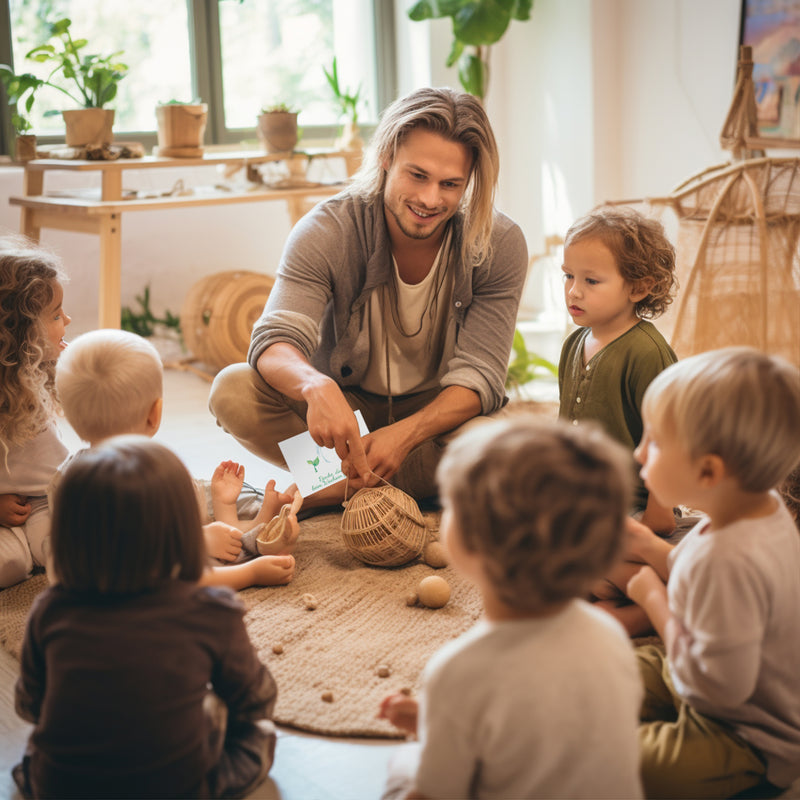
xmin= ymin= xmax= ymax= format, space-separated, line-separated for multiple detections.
xmin=626 ymin=564 xmax=664 ymax=606
xmin=203 ymin=521 xmax=243 ymax=562
xmin=378 ymin=691 xmax=419 ymax=736
xmin=0 ymin=494 xmax=32 ymax=527
xmin=211 ymin=461 xmax=245 ymax=507
xmin=623 ymin=516 xmax=659 ymax=562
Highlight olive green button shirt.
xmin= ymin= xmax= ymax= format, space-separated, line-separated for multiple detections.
xmin=558 ymin=320 xmax=677 ymax=507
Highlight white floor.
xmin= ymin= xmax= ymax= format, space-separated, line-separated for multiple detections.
xmin=0 ymin=366 xmax=403 ymax=800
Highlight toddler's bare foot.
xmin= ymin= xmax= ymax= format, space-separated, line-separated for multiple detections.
xmin=203 ymin=521 xmax=243 ymax=562
xmin=253 ymin=480 xmax=298 ymax=526
xmin=248 ymin=554 xmax=295 ymax=586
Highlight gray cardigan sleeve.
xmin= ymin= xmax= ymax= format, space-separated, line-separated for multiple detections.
xmin=441 ymin=215 xmax=529 ymax=414
xmin=247 ymin=198 xmax=355 ymax=367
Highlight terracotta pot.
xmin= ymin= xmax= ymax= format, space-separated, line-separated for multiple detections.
xmin=257 ymin=111 xmax=298 ymax=154
xmin=156 ymin=103 xmax=208 ymax=157
xmin=62 ymin=108 xmax=115 ymax=147
xmin=14 ymin=134 xmax=37 ymax=162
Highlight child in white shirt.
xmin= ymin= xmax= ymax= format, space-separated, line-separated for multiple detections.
xmin=623 ymin=347 xmax=800 ymax=798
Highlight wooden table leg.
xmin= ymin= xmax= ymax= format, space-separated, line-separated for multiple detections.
xmin=98 ymin=212 xmax=122 ymax=328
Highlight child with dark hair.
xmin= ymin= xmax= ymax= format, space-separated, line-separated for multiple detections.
xmin=13 ymin=436 xmax=278 ymax=799
xmin=559 ymin=205 xmax=678 ymax=536
xmin=378 ymin=417 xmax=644 ymax=799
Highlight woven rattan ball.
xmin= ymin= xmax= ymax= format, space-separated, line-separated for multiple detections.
xmin=340 ymin=485 xmax=427 ymax=567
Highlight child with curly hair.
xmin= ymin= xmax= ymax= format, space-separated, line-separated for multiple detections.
xmin=378 ymin=417 xmax=644 ymax=799
xmin=559 ymin=205 xmax=678 ymax=537
xmin=0 ymin=238 xmax=71 ymax=588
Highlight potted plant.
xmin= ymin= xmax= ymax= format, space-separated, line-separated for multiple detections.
xmin=257 ymin=103 xmax=299 ymax=154
xmin=0 ymin=70 xmax=39 ymax=160
xmin=323 ymin=57 xmax=363 ymax=152
xmin=1 ymin=17 xmax=128 ymax=147
xmin=155 ymin=99 xmax=208 ymax=158
xmin=407 ymin=0 xmax=532 ymax=100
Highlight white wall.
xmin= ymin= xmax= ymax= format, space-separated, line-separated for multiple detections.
xmin=0 ymin=0 xmax=745 ymax=338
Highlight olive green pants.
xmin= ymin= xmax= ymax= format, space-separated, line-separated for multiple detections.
xmin=637 ymin=644 xmax=768 ymax=799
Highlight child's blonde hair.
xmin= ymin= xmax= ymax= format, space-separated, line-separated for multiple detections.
xmin=0 ymin=237 xmax=65 ymax=453
xmin=56 ymin=329 xmax=163 ymax=443
xmin=51 ymin=435 xmax=205 ymax=593
xmin=436 ymin=416 xmax=633 ymax=611
xmin=565 ymin=205 xmax=677 ymax=318
xmin=642 ymin=347 xmax=800 ymax=493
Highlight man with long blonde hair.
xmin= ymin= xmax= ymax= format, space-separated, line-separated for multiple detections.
xmin=210 ymin=87 xmax=527 ymax=506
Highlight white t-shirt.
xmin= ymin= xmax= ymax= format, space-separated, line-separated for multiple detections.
xmin=0 ymin=422 xmax=68 ymax=496
xmin=362 ymin=235 xmax=455 ymax=397
xmin=411 ymin=601 xmax=644 ymax=799
xmin=666 ymin=493 xmax=800 ymax=787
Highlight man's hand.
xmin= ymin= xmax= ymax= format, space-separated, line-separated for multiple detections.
xmin=342 ymin=422 xmax=414 ymax=484
xmin=0 ymin=494 xmax=32 ymax=527
xmin=303 ymin=375 xmax=374 ymax=485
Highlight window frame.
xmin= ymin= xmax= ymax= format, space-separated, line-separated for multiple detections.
xmin=0 ymin=0 xmax=396 ymax=156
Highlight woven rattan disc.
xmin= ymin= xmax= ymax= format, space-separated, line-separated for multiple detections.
xmin=181 ymin=270 xmax=274 ymax=370
xmin=340 ymin=485 xmax=426 ymax=567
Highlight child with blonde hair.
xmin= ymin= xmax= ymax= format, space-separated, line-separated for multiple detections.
xmin=0 ymin=238 xmax=71 ymax=588
xmin=378 ymin=417 xmax=644 ymax=799
xmin=55 ymin=328 xmax=298 ymax=589
xmin=621 ymin=348 xmax=800 ymax=798
xmin=13 ymin=436 xmax=278 ymax=798
xmin=559 ymin=205 xmax=678 ymax=535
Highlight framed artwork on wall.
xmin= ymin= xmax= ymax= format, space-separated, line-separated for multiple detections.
xmin=740 ymin=0 xmax=800 ymax=140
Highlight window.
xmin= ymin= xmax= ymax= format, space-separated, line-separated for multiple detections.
xmin=0 ymin=0 xmax=395 ymax=153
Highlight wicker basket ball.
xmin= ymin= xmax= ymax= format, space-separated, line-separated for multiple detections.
xmin=180 ymin=270 xmax=274 ymax=370
xmin=340 ymin=485 xmax=427 ymax=567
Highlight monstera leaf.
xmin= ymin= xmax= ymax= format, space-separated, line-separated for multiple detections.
xmin=408 ymin=0 xmax=533 ymax=99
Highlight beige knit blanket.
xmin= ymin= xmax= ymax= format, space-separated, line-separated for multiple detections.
xmin=0 ymin=510 xmax=483 ymax=739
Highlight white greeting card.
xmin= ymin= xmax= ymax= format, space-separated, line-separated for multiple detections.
xmin=278 ymin=410 xmax=369 ymax=497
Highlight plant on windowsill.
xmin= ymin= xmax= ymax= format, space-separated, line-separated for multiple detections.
xmin=0 ymin=17 xmax=128 ymax=148
xmin=407 ymin=0 xmax=533 ymax=101
xmin=257 ymin=103 xmax=300 ymax=154
xmin=323 ymin=57 xmax=363 ymax=152
xmin=0 ymin=72 xmax=38 ymax=161
xmin=155 ymin=98 xmax=208 ymax=158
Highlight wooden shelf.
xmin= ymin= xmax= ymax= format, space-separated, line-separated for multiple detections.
xmin=10 ymin=148 xmax=359 ymax=327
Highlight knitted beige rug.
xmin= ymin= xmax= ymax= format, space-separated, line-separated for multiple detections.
xmin=0 ymin=509 xmax=483 ymax=739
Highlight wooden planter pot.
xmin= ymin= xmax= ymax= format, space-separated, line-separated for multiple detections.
xmin=156 ymin=103 xmax=209 ymax=158
xmin=14 ymin=134 xmax=37 ymax=162
xmin=62 ymin=108 xmax=115 ymax=147
xmin=257 ymin=111 xmax=298 ymax=154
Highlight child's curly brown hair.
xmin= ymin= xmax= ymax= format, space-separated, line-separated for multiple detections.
xmin=565 ymin=205 xmax=677 ymax=319
xmin=0 ymin=237 xmax=65 ymax=456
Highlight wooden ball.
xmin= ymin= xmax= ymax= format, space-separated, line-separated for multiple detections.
xmin=417 ymin=575 xmax=451 ymax=608
xmin=423 ymin=541 xmax=448 ymax=568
